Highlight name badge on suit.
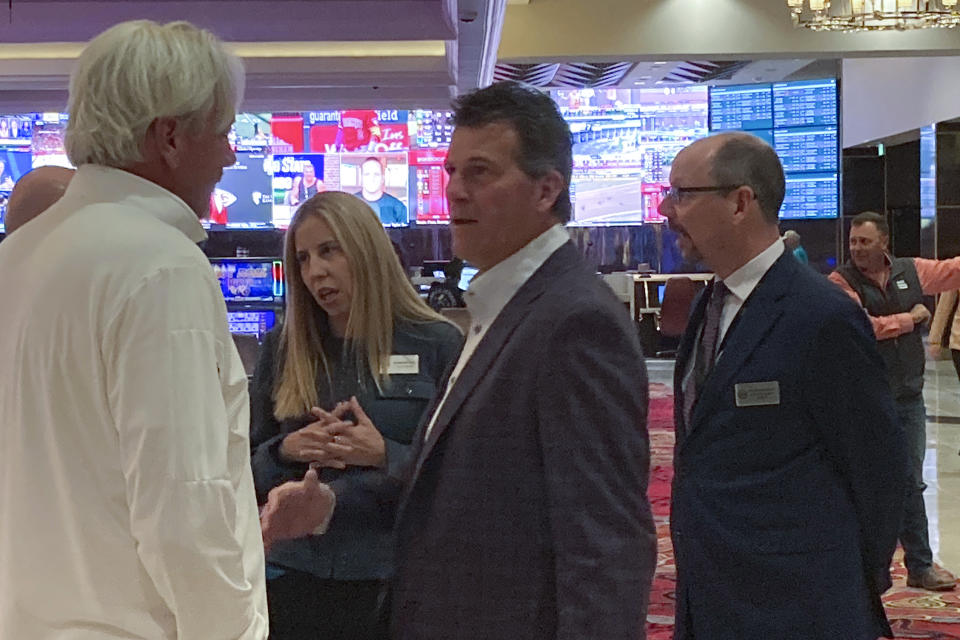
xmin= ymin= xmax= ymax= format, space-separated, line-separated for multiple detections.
xmin=734 ymin=381 xmax=780 ymax=407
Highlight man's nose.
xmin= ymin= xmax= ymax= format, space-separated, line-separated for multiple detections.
xmin=658 ymin=197 xmax=674 ymax=219
xmin=446 ymin=173 xmax=467 ymax=202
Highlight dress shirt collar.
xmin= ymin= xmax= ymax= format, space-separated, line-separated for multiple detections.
xmin=67 ymin=164 xmax=207 ymax=244
xmin=720 ymin=238 xmax=785 ymax=303
xmin=463 ymin=224 xmax=569 ymax=330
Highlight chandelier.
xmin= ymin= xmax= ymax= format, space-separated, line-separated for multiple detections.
xmin=786 ymin=0 xmax=960 ymax=30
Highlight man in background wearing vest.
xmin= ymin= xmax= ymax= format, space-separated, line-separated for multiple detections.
xmin=830 ymin=210 xmax=960 ymax=591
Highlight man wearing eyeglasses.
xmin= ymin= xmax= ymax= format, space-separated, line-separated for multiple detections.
xmin=661 ymin=131 xmax=905 ymax=640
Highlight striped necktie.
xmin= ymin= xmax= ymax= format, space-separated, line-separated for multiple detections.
xmin=682 ymin=280 xmax=729 ymax=429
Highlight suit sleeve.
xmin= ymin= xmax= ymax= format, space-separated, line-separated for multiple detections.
xmin=827 ymin=271 xmax=914 ymax=340
xmin=804 ymin=306 xmax=907 ymax=594
xmin=103 ymin=266 xmax=267 ymax=640
xmin=535 ymin=304 xmax=657 ymax=640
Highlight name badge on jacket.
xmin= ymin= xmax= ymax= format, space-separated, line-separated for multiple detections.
xmin=896 ymin=279 xmax=908 ymax=290
xmin=382 ymin=354 xmax=419 ymax=375
xmin=735 ymin=381 xmax=780 ymax=407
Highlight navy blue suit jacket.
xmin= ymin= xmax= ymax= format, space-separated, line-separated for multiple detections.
xmin=390 ymin=241 xmax=657 ymax=640
xmin=671 ymin=252 xmax=906 ymax=640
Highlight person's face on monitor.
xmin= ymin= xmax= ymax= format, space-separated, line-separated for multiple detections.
xmin=172 ymin=112 xmax=237 ymax=218
xmin=360 ymin=160 xmax=384 ymax=199
xmin=445 ymin=121 xmax=560 ymax=272
xmin=294 ymin=214 xmax=354 ymax=337
xmin=302 ymin=162 xmax=316 ymax=183
xmin=849 ymin=221 xmax=888 ymax=272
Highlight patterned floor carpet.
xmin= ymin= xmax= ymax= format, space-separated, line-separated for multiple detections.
xmin=645 ymin=383 xmax=960 ymax=639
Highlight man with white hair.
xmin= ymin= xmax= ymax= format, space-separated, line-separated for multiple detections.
xmin=0 ymin=21 xmax=272 ymax=639
xmin=3 ymin=165 xmax=75 ymax=234
xmin=782 ymin=228 xmax=808 ymax=265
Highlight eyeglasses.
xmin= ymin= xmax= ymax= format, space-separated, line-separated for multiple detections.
xmin=660 ymin=184 xmax=744 ymax=203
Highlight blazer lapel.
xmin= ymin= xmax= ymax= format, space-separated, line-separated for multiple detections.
xmin=688 ymin=254 xmax=795 ymax=429
xmin=674 ymin=287 xmax=708 ymax=444
xmin=412 ymin=242 xmax=581 ymax=477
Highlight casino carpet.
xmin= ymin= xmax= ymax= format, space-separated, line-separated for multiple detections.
xmin=644 ymin=382 xmax=960 ymax=639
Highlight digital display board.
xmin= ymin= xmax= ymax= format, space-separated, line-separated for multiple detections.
xmin=409 ymin=148 xmax=449 ymax=224
xmin=773 ymin=79 xmax=838 ymax=128
xmin=340 ymin=152 xmax=409 ymax=227
xmin=227 ymin=309 xmax=277 ymax=340
xmin=708 ymin=79 xmax=840 ymax=219
xmin=556 ymin=86 xmax=708 ymax=225
xmin=780 ymin=173 xmax=839 ymax=220
xmin=211 ymin=259 xmax=284 ymax=303
xmin=209 ymin=151 xmax=273 ymax=228
xmin=709 ymin=84 xmax=773 ymax=131
xmin=413 ymin=110 xmax=454 ymax=148
xmin=773 ymin=127 xmax=839 ymax=173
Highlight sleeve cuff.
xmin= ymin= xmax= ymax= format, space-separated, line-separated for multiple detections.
xmin=311 ymin=484 xmax=337 ymax=536
xmin=898 ymin=313 xmax=915 ymax=335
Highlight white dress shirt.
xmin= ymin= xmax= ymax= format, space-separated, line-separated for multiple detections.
xmin=425 ymin=224 xmax=570 ymax=439
xmin=0 ymin=165 xmax=268 ymax=639
xmin=717 ymin=238 xmax=785 ymax=348
xmin=682 ymin=238 xmax=785 ymax=389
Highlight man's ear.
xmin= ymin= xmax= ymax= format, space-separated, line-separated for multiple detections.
xmin=729 ymin=185 xmax=755 ymax=224
xmin=736 ymin=185 xmax=755 ymax=215
xmin=536 ymin=169 xmax=564 ymax=216
xmin=145 ymin=117 xmax=180 ymax=169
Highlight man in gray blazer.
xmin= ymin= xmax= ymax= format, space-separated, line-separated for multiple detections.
xmin=261 ymin=81 xmax=656 ymax=640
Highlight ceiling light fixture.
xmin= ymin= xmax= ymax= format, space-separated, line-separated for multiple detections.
xmin=786 ymin=0 xmax=960 ymax=30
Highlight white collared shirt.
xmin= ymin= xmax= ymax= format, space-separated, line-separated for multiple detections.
xmin=0 ymin=165 xmax=268 ymax=639
xmin=682 ymin=238 xmax=785 ymax=393
xmin=424 ymin=224 xmax=570 ymax=440
xmin=717 ymin=237 xmax=786 ymax=349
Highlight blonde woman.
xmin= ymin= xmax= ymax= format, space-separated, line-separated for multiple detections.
xmin=250 ymin=191 xmax=462 ymax=640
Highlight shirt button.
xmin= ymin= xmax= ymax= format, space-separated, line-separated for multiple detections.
xmin=473 ymin=325 xmax=482 ymax=334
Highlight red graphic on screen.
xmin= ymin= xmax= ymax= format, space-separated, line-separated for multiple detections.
xmin=643 ymin=183 xmax=667 ymax=223
xmin=271 ymin=114 xmax=305 ymax=153
xmin=310 ymin=121 xmax=409 ymax=154
xmin=336 ymin=110 xmax=381 ymax=151
xmin=409 ymin=149 xmax=449 ymax=223
xmin=209 ymin=192 xmax=228 ymax=224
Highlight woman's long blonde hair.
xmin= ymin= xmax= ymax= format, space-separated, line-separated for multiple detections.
xmin=273 ymin=191 xmax=453 ymax=419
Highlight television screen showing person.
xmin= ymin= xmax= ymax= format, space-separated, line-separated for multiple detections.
xmin=0 ymin=158 xmax=15 ymax=190
xmin=335 ymin=109 xmax=381 ymax=152
xmin=354 ymin=156 xmax=407 ymax=225
xmin=286 ymin=160 xmax=324 ymax=207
